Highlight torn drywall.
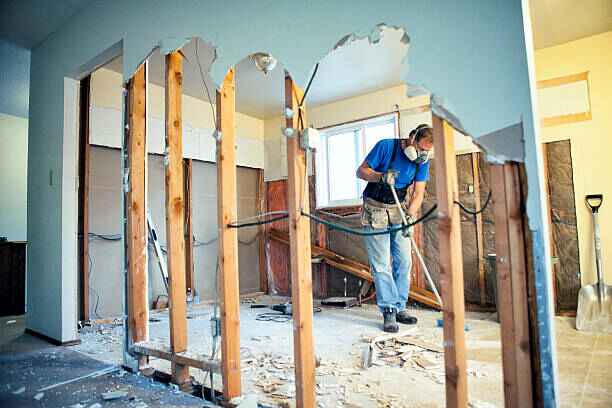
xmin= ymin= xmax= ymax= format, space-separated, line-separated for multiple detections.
xmin=473 ymin=122 xmax=525 ymax=164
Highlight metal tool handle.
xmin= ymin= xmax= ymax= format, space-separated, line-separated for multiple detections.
xmin=586 ymin=195 xmax=605 ymax=303
xmin=410 ymin=236 xmax=443 ymax=306
xmin=593 ymin=211 xmax=605 ymax=303
xmin=586 ymin=194 xmax=603 ymax=213
xmin=389 ymin=184 xmax=410 ymax=237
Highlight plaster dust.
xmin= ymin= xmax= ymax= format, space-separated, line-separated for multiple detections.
xmin=75 ymin=297 xmax=506 ymax=407
xmin=71 ymin=296 xmax=612 ymax=407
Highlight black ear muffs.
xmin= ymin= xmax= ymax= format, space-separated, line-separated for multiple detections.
xmin=410 ymin=124 xmax=432 ymax=144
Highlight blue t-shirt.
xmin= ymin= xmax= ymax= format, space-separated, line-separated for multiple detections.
xmin=364 ymin=139 xmax=430 ymax=188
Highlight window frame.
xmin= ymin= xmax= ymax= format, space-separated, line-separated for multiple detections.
xmin=315 ymin=113 xmax=399 ymax=209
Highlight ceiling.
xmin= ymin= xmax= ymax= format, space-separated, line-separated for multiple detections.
xmin=0 ymin=0 xmax=93 ymax=49
xmin=2 ymin=0 xmax=612 ymax=52
xmin=530 ymin=0 xmax=612 ymax=49
xmin=104 ymin=27 xmax=409 ymax=119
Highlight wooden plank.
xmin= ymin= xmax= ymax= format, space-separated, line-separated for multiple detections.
xmin=126 ymin=64 xmax=148 ymax=368
xmin=541 ymin=111 xmax=591 ymax=127
xmin=78 ymin=75 xmax=91 ymax=322
xmin=132 ymin=341 xmax=221 ymax=373
xmin=266 ymin=179 xmax=291 ymax=294
xmin=471 ymin=152 xmax=486 ymax=306
xmin=432 ymin=115 xmax=468 ymax=408
xmin=165 ymin=51 xmax=189 ymax=385
xmin=517 ymin=163 xmax=544 ymax=408
xmin=490 ymin=163 xmax=534 ymax=408
xmin=216 ymin=68 xmax=242 ymax=400
xmin=268 ymin=229 xmax=442 ymax=310
xmin=537 ymin=71 xmax=589 ymax=89
xmin=184 ymin=159 xmax=195 ymax=295
xmin=285 ymin=74 xmax=315 ymax=408
xmin=256 ymin=169 xmax=268 ymax=293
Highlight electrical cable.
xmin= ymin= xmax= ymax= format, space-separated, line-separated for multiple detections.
xmin=301 ymin=204 xmax=438 ymax=237
xmin=194 ymin=38 xmax=218 ymax=131
xmin=87 ymin=251 xmax=102 ymax=319
xmin=88 ymin=232 xmax=122 ymax=241
xmin=455 ymin=191 xmax=492 ymax=216
xmin=297 ymin=63 xmax=320 ymax=131
xmin=228 ymin=214 xmax=289 ymax=229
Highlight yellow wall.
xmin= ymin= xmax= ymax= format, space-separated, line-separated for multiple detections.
xmin=535 ymin=31 xmax=612 ymax=284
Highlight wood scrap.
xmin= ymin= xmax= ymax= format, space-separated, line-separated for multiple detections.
xmin=269 ymin=230 xmax=441 ymax=310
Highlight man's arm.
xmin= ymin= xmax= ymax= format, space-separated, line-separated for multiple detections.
xmin=356 ymin=160 xmax=383 ymax=183
xmin=406 ymin=181 xmax=426 ymax=218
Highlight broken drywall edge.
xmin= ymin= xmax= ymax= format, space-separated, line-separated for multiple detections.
xmin=158 ymin=37 xmax=192 ymax=56
xmin=430 ymin=95 xmax=468 ymax=135
xmin=473 ymin=122 xmax=525 ymax=164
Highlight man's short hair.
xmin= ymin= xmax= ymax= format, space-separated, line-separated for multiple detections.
xmin=410 ymin=124 xmax=433 ymax=143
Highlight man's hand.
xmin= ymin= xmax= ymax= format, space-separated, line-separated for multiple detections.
xmin=381 ymin=170 xmax=399 ymax=186
xmin=402 ymin=214 xmax=416 ymax=238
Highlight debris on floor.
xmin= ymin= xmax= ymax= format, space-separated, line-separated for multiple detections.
xmin=101 ymin=389 xmax=129 ymax=400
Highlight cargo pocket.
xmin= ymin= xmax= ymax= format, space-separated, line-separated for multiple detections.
xmin=361 ymin=203 xmax=389 ymax=229
xmin=388 ymin=206 xmax=404 ymax=225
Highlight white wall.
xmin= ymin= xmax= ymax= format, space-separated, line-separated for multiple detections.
xmin=90 ymin=68 xmax=265 ymax=168
xmin=0 ymin=113 xmax=28 ymax=241
xmin=0 ymin=40 xmax=30 ymax=242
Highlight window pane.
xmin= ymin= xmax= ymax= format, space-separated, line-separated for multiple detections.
xmin=364 ymin=121 xmax=396 ymax=158
xmin=327 ymin=131 xmax=358 ymax=202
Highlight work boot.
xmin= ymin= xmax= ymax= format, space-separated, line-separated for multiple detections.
xmin=382 ymin=309 xmax=399 ymax=333
xmin=396 ymin=310 xmax=418 ymax=325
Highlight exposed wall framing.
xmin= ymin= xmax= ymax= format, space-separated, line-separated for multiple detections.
xmin=432 ymin=115 xmax=468 ymax=407
xmin=216 ymin=68 xmax=242 ymax=399
xmin=490 ymin=162 xmax=534 ymax=407
xmin=285 ymin=74 xmax=316 ymax=408
xmin=126 ymin=64 xmax=149 ymax=369
xmin=78 ymin=75 xmax=92 ymax=322
xmin=164 ymin=51 xmax=190 ymax=385
xmin=184 ymin=158 xmax=195 ymax=294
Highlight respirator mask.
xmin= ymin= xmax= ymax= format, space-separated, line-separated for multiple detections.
xmin=404 ymin=145 xmax=433 ymax=164
xmin=402 ymin=125 xmax=433 ymax=164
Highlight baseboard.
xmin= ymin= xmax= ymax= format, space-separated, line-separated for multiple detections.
xmin=25 ymin=328 xmax=82 ymax=346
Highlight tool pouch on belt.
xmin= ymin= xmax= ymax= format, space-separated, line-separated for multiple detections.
xmin=361 ymin=199 xmax=406 ymax=229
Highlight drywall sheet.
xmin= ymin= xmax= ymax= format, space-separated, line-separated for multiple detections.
xmin=545 ymin=140 xmax=580 ymax=311
xmin=89 ymin=106 xmax=264 ymax=168
xmin=88 ymin=146 xmax=260 ymax=318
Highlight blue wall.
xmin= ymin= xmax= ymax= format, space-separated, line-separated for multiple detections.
xmin=0 ymin=39 xmax=30 ymax=118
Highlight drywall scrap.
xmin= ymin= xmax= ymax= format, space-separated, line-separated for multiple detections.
xmin=473 ymin=122 xmax=525 ymax=164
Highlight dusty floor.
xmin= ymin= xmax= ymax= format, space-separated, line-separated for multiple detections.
xmin=0 ymin=316 xmax=214 ymax=408
xmin=67 ymin=295 xmax=612 ymax=408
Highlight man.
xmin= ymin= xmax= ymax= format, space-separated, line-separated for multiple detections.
xmin=356 ymin=124 xmax=433 ymax=332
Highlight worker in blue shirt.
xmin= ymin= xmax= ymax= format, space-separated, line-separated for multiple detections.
xmin=356 ymin=124 xmax=433 ymax=332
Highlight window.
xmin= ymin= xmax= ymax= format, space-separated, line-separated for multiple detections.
xmin=315 ymin=113 xmax=398 ymax=208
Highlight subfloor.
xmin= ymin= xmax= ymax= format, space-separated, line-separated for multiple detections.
xmin=0 ymin=316 xmax=214 ymax=408
xmin=70 ymin=296 xmax=612 ymax=408
xmin=2 ymin=298 xmax=611 ymax=407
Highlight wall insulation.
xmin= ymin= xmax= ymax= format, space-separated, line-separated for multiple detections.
xmin=545 ymin=140 xmax=580 ymax=312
